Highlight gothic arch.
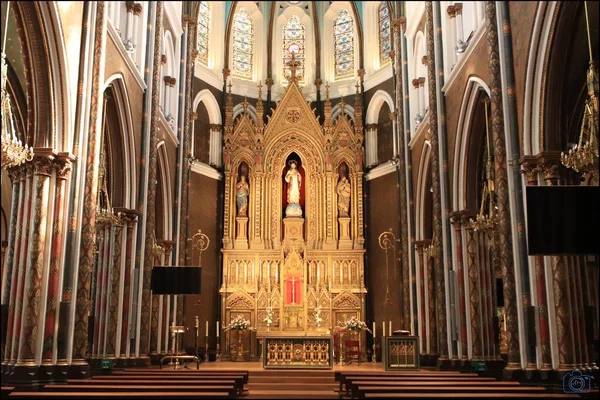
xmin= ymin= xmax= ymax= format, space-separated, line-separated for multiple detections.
xmin=192 ymin=89 xmax=222 ymax=124
xmin=366 ymin=90 xmax=394 ymax=124
xmin=452 ymin=77 xmax=491 ymax=212
xmin=103 ymin=75 xmax=138 ymax=209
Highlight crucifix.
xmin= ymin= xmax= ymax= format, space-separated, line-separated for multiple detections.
xmin=287 ymin=52 xmax=300 ymax=83
xmin=291 ymin=276 xmax=297 ymax=304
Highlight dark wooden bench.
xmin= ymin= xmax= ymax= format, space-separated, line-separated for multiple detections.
xmin=9 ymin=392 xmax=232 ymax=399
xmin=352 ymin=384 xmax=547 ymax=399
xmin=1 ymin=387 xmax=15 ymax=397
xmin=68 ymin=378 xmax=245 ymax=395
xmin=361 ymin=393 xmax=578 ymax=399
xmin=115 ymin=370 xmax=250 ymax=384
xmin=336 ymin=373 xmax=495 ymax=397
xmin=42 ymin=384 xmax=236 ymax=398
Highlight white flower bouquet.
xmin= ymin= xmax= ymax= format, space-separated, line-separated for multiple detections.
xmin=314 ymin=306 xmax=323 ymax=326
xmin=344 ymin=316 xmax=372 ymax=333
xmin=224 ymin=315 xmax=254 ymax=331
xmin=263 ymin=307 xmax=274 ymax=325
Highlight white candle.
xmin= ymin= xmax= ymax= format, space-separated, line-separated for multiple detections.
xmin=195 ymin=316 xmax=199 ymax=328
xmin=217 ymin=322 xmax=220 ymax=337
xmin=373 ymin=322 xmax=376 ymax=338
xmin=205 ymin=321 xmax=209 ymax=337
xmin=389 ymin=321 xmax=392 ymax=335
xmin=382 ymin=321 xmax=386 ymax=337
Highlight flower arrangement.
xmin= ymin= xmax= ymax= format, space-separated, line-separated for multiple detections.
xmin=344 ymin=316 xmax=372 ymax=333
xmin=314 ymin=306 xmax=323 ymax=327
xmin=224 ymin=315 xmax=253 ymax=331
xmin=263 ymin=307 xmax=274 ymax=326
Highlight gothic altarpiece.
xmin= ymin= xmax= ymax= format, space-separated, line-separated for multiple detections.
xmin=220 ymin=68 xmax=367 ymax=360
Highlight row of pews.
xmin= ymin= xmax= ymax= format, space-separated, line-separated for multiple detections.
xmin=3 ymin=369 xmax=250 ymax=399
xmin=334 ymin=370 xmax=589 ymax=399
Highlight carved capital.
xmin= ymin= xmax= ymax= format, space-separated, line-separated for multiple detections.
xmin=412 ymin=78 xmax=420 ymax=89
xmin=222 ymin=68 xmax=231 ymax=81
xmin=192 ymin=112 xmax=199 ymax=120
xmin=33 ymin=157 xmax=54 ymax=176
xmin=519 ymin=155 xmax=539 ymax=185
xmin=125 ymin=1 xmax=136 ymax=13
xmin=421 ymin=55 xmax=429 ymax=65
xmin=392 ymin=18 xmax=405 ymax=32
xmin=454 ymin=2 xmax=463 ymax=15
xmin=191 ymin=48 xmax=199 ymax=60
xmin=161 ymin=54 xmax=167 ymax=64
xmin=418 ymin=77 xmax=426 ymax=86
xmin=357 ymin=69 xmax=366 ymax=81
xmin=447 ymin=5 xmax=456 ymax=18
xmin=365 ymin=123 xmax=378 ymax=131
xmin=132 ymin=3 xmax=143 ymax=16
xmin=209 ymin=123 xmax=222 ymax=131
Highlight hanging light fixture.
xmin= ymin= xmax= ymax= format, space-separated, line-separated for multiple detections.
xmin=561 ymin=1 xmax=599 ymax=184
xmin=1 ymin=1 xmax=34 ymax=170
xmin=470 ymin=99 xmax=498 ymax=232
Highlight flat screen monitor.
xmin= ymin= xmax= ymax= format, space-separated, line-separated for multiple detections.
xmin=526 ymin=186 xmax=599 ymax=256
xmin=151 ymin=266 xmax=202 ymax=295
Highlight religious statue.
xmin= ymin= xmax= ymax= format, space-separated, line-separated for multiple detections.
xmin=336 ymin=175 xmax=351 ymax=217
xmin=285 ymin=160 xmax=302 ymax=217
xmin=236 ymin=175 xmax=249 ymax=217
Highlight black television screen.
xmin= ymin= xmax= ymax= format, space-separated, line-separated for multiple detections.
xmin=526 ymin=186 xmax=599 ymax=255
xmin=151 ymin=266 xmax=202 ymax=295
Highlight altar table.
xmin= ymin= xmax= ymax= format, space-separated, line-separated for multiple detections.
xmin=263 ymin=336 xmax=334 ymax=369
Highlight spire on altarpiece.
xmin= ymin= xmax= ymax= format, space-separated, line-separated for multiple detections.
xmin=354 ymin=81 xmax=363 ymax=130
xmin=225 ymin=80 xmax=233 ymax=127
xmin=324 ymin=81 xmax=332 ymax=127
xmin=256 ymin=81 xmax=264 ymax=127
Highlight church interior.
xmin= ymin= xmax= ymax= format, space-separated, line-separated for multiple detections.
xmin=0 ymin=1 xmax=599 ymax=398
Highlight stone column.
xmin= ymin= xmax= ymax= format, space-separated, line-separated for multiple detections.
xmin=71 ymin=1 xmax=108 ymax=377
xmin=7 ymin=165 xmax=34 ymax=367
xmin=415 ymin=241 xmax=429 ymax=353
xmin=425 ymin=1 xmax=448 ymax=360
xmin=15 ymin=154 xmax=55 ymax=376
xmin=465 ymin=225 xmax=482 ymax=360
xmin=455 ymin=3 xmax=466 ymax=55
xmin=364 ymin=124 xmax=378 ymax=167
xmin=450 ymin=213 xmax=468 ymax=360
xmin=41 ymin=157 xmax=73 ymax=371
xmin=105 ymin=216 xmax=125 ymax=358
xmin=418 ymin=77 xmax=426 ymax=117
xmin=2 ymin=166 xmax=25 ymax=371
xmin=485 ymin=1 xmax=520 ymax=371
xmin=209 ymin=124 xmax=222 ymax=167
xmin=118 ymin=211 xmax=138 ymax=361
xmin=446 ymin=5 xmax=457 ymax=68
xmin=124 ymin=1 xmax=135 ymax=51
xmin=520 ymin=158 xmax=552 ymax=370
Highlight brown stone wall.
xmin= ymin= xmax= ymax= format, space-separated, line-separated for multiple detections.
xmin=182 ymin=172 xmax=220 ymax=353
xmin=104 ymin=33 xmax=144 ymax=181
xmin=366 ymin=171 xmax=401 ymax=333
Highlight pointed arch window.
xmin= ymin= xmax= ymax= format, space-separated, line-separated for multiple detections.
xmin=378 ymin=2 xmax=391 ymax=65
xmin=197 ymin=1 xmax=210 ymax=66
xmin=334 ymin=10 xmax=355 ymax=79
xmin=232 ymin=9 xmax=254 ymax=80
xmin=282 ymin=15 xmax=306 ymax=84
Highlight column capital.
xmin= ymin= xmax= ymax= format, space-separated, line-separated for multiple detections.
xmin=314 ymin=78 xmax=323 ymax=89
xmin=161 ymin=54 xmax=167 ymax=64
xmin=132 ymin=2 xmax=143 ymax=16
xmin=454 ymin=3 xmax=463 ymax=15
xmin=421 ymin=55 xmax=429 ymax=65
xmin=357 ymin=68 xmax=366 ymax=81
xmin=447 ymin=5 xmax=456 ymax=18
xmin=222 ymin=68 xmax=231 ymax=81
xmin=365 ymin=123 xmax=378 ymax=131
xmin=418 ymin=77 xmax=426 ymax=86
xmin=412 ymin=79 xmax=420 ymax=89
xmin=209 ymin=123 xmax=222 ymax=131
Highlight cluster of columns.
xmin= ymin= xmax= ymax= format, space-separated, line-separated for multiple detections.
xmin=1 ymin=152 xmax=73 ymax=379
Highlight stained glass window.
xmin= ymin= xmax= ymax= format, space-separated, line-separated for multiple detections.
xmin=378 ymin=2 xmax=391 ymax=65
xmin=282 ymin=16 xmax=306 ymax=84
xmin=232 ymin=9 xmax=254 ymax=80
xmin=334 ymin=10 xmax=354 ymax=79
xmin=197 ymin=1 xmax=210 ymax=66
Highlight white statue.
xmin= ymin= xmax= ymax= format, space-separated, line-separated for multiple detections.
xmin=285 ymin=160 xmax=302 ymax=217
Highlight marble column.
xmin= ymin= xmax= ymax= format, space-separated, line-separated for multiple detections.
xmin=117 ymin=211 xmax=138 ymax=360
xmin=425 ymin=1 xmax=448 ymax=360
xmin=485 ymin=1 xmax=520 ymax=370
xmin=426 ymin=246 xmax=437 ymax=355
xmin=450 ymin=213 xmax=468 ymax=360
xmin=465 ymin=225 xmax=482 ymax=360
xmin=105 ymin=217 xmax=125 ymax=358
xmin=41 ymin=157 xmax=73 ymax=370
xmin=520 ymin=158 xmax=552 ymax=370
xmin=139 ymin=1 xmax=164 ymax=362
xmin=15 ymin=154 xmax=55 ymax=372
xmin=72 ymin=0 xmax=108 ymax=377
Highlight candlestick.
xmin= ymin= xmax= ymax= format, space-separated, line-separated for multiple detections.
xmin=217 ymin=321 xmax=220 ymax=337
xmin=372 ymin=322 xmax=376 ymax=338
xmin=205 ymin=321 xmax=209 ymax=337
xmin=389 ymin=321 xmax=392 ymax=336
xmin=382 ymin=321 xmax=386 ymax=337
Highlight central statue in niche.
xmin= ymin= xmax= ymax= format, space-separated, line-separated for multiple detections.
xmin=284 ymin=160 xmax=303 ymax=217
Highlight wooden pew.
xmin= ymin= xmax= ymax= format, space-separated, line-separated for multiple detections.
xmin=352 ymin=385 xmax=547 ymax=399
xmin=9 ymin=392 xmax=233 ymax=399
xmin=68 ymin=378 xmax=244 ymax=396
xmin=361 ymin=393 xmax=579 ymax=399
xmin=1 ymin=387 xmax=15 ymax=399
xmin=114 ymin=370 xmax=250 ymax=384
xmin=336 ymin=373 xmax=496 ymax=396
xmin=42 ymin=384 xmax=236 ymax=398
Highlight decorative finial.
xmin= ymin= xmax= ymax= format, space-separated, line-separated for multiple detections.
xmin=355 ymin=81 xmax=360 ymax=94
xmin=286 ymin=52 xmax=301 ymax=84
xmin=258 ymin=81 xmax=263 ymax=98
xmin=325 ymin=81 xmax=330 ymax=100
xmin=228 ymin=80 xmax=233 ymax=94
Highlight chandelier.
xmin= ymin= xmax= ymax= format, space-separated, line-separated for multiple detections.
xmin=561 ymin=1 xmax=599 ymax=184
xmin=470 ymin=99 xmax=498 ymax=232
xmin=1 ymin=1 xmax=34 ymax=171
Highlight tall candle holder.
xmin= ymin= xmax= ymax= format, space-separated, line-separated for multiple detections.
xmin=216 ymin=341 xmax=221 ymax=362
xmin=204 ymin=336 xmax=209 ymax=363
xmin=338 ymin=332 xmax=344 ymax=366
